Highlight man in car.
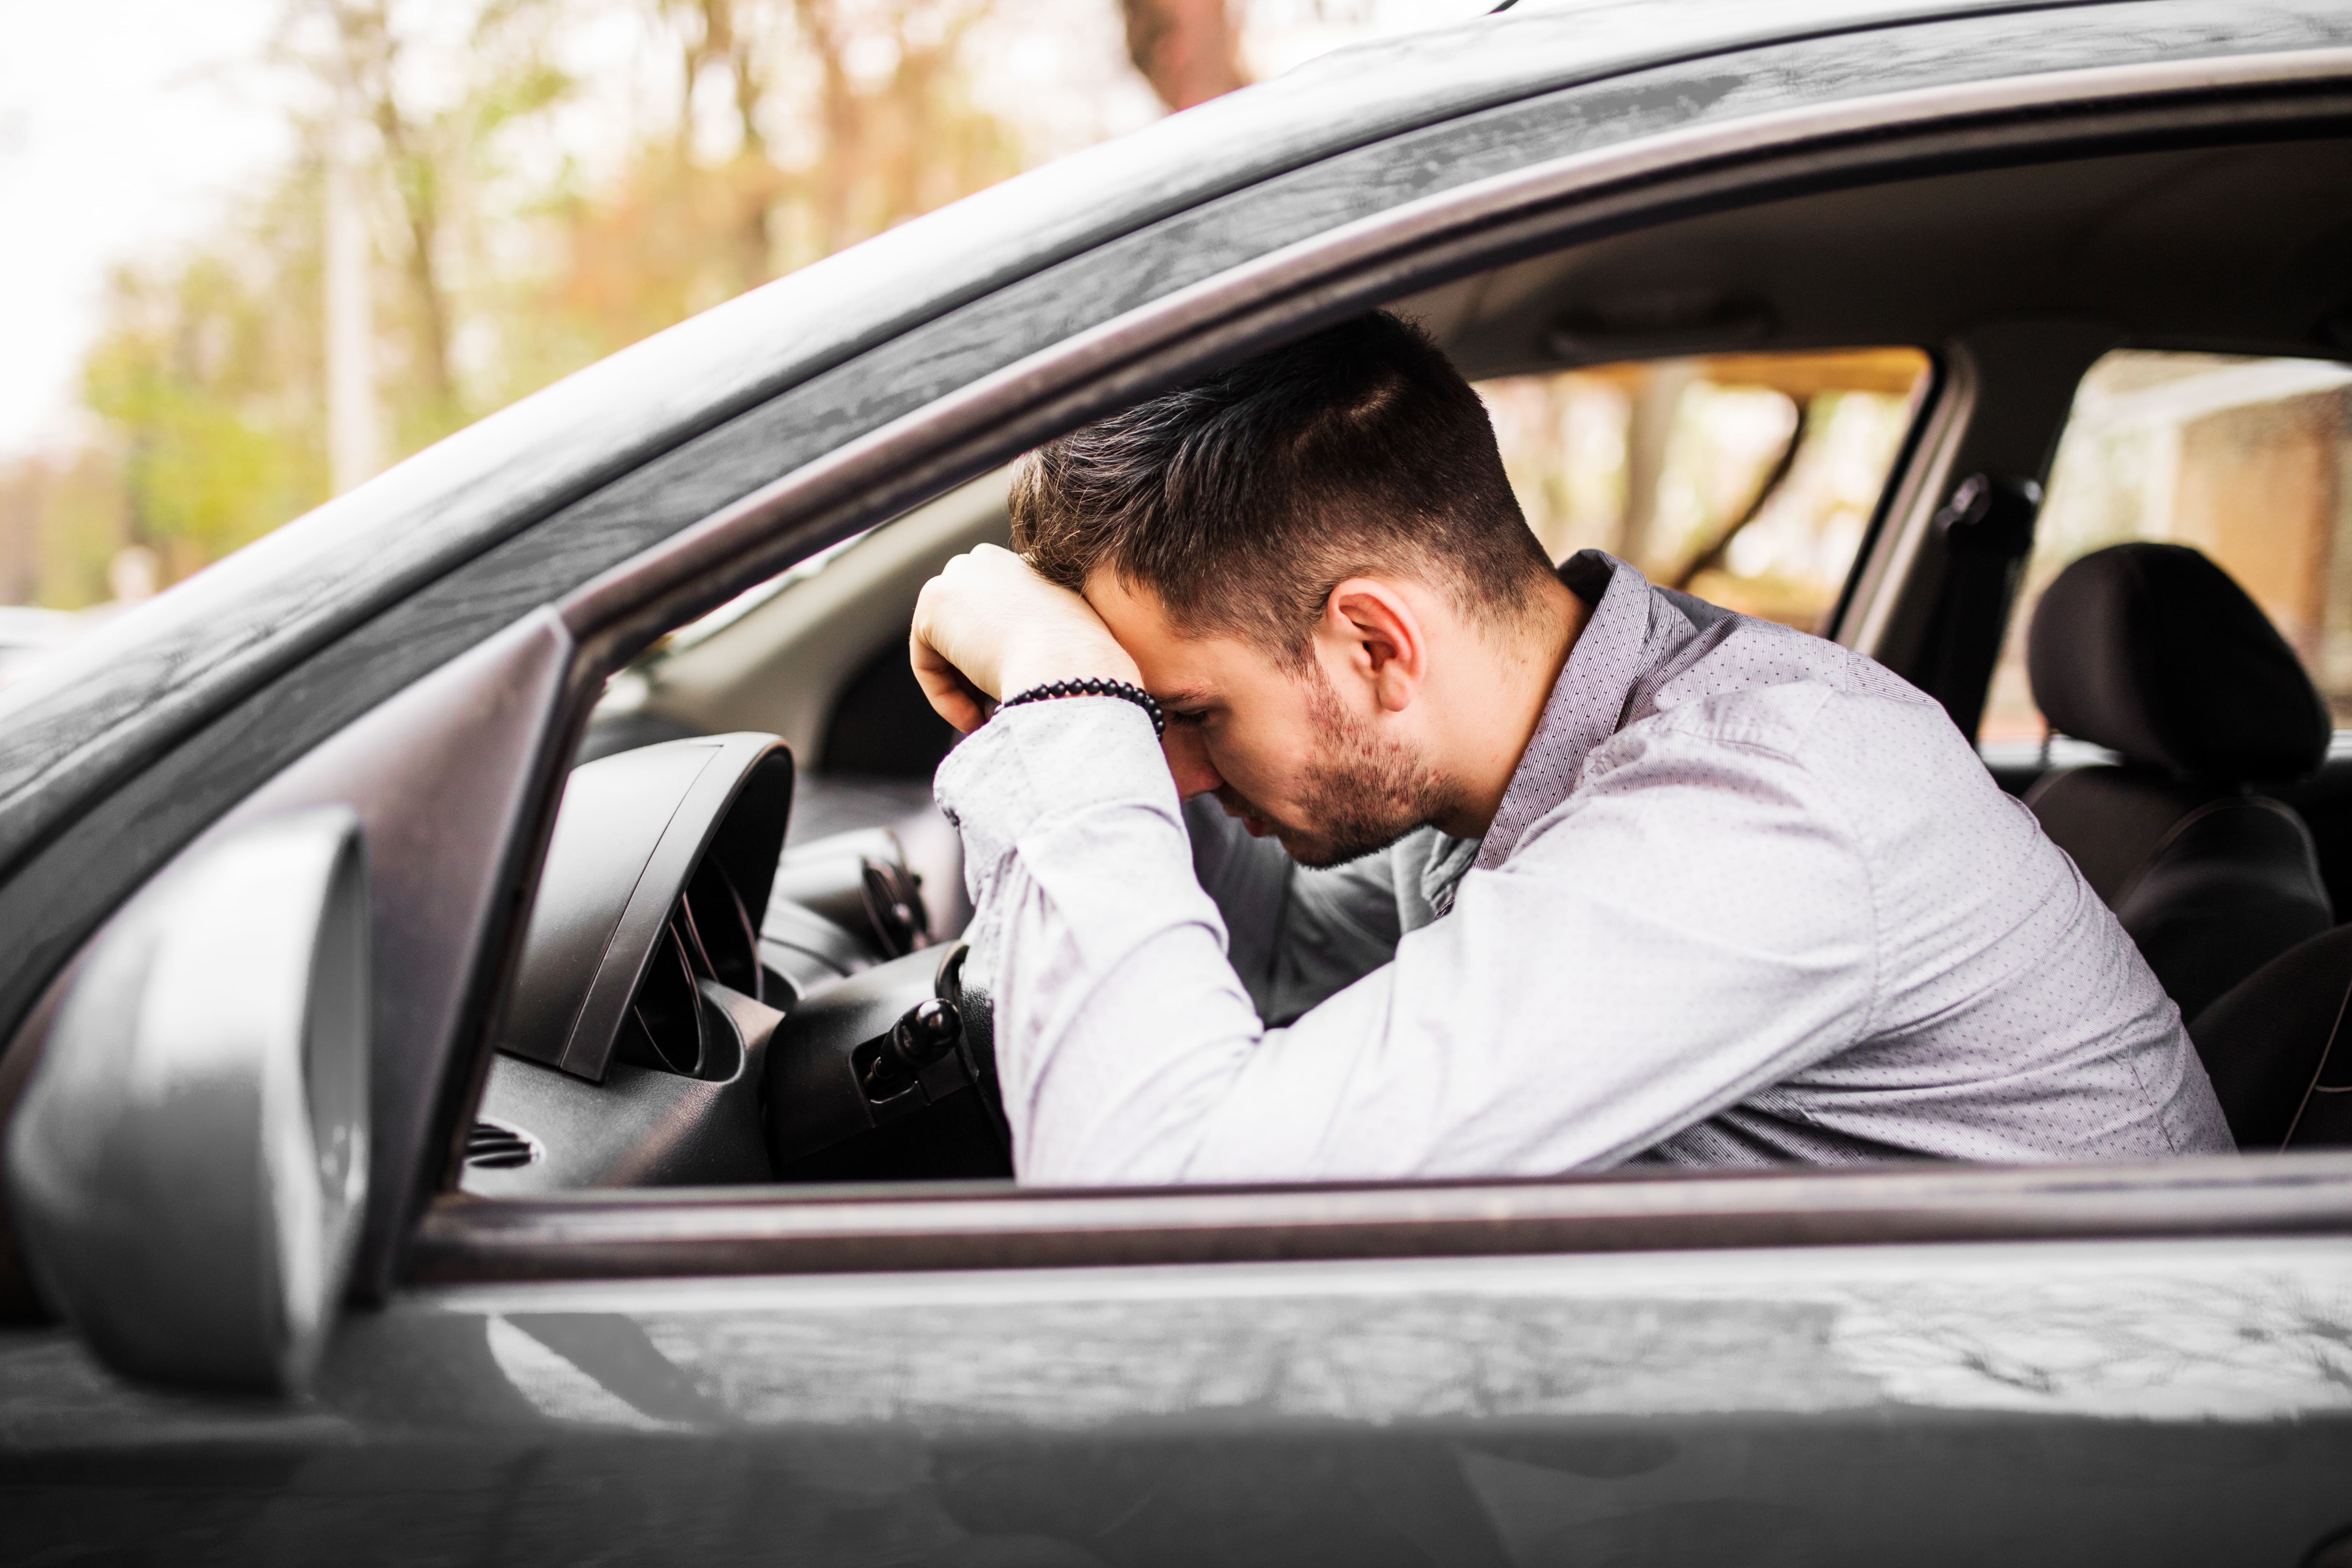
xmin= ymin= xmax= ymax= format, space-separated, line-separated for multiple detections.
xmin=909 ymin=310 xmax=2232 ymax=1184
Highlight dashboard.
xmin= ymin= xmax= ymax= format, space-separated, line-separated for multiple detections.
xmin=462 ymin=733 xmax=1007 ymax=1195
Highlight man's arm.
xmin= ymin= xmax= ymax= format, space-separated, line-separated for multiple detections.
xmin=1183 ymin=797 xmax=1409 ymax=1024
xmin=941 ymin=701 xmax=1876 ymax=1185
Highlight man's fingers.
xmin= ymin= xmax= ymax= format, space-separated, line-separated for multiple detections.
xmin=909 ymin=621 xmax=987 ymax=734
xmin=908 ymin=544 xmax=1142 ymax=739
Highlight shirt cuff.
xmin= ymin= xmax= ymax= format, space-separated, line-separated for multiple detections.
xmin=934 ymin=696 xmax=1179 ymax=877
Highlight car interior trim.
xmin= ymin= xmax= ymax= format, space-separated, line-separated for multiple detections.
xmin=1838 ymin=342 xmax=1979 ymax=652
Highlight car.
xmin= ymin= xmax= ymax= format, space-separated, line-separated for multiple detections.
xmin=5 ymin=0 xmax=2352 ymax=1560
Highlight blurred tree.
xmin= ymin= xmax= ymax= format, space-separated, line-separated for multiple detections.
xmin=0 ymin=450 xmax=127 ymax=610
xmin=35 ymin=0 xmax=1037 ymax=603
xmin=296 ymin=0 xmax=576 ymax=449
xmin=320 ymin=1 xmax=462 ymax=434
xmin=786 ymin=0 xmax=1019 ymax=261
xmin=521 ymin=0 xmax=1022 ymax=376
xmin=77 ymin=190 xmax=332 ymax=590
xmin=663 ymin=0 xmax=783 ymax=296
xmin=35 ymin=0 xmax=578 ymax=601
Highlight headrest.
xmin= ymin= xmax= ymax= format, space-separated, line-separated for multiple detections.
xmin=2026 ymin=542 xmax=2330 ymax=783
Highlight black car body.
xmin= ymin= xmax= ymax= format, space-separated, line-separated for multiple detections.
xmin=5 ymin=1 xmax=2352 ymax=1561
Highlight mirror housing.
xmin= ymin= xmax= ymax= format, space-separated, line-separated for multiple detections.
xmin=5 ymin=809 xmax=370 ymax=1394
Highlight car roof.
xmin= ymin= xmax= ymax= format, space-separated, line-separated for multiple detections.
xmin=0 ymin=0 xmax=2175 ymax=873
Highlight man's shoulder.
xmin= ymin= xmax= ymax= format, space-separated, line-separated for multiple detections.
xmin=1638 ymin=607 xmax=1945 ymax=762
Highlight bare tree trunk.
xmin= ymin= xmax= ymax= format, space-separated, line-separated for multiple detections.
xmin=796 ymin=0 xmax=861 ymax=257
xmin=1120 ymin=0 xmax=1248 ymax=112
xmin=324 ymin=1 xmax=459 ymax=425
xmin=375 ymin=102 xmax=460 ymax=421
xmin=671 ymin=0 xmax=775 ymax=295
xmin=720 ymin=0 xmax=775 ymax=294
xmin=323 ymin=124 xmax=381 ymax=493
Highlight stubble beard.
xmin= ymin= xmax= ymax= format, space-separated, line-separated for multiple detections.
xmin=1217 ymin=664 xmax=1458 ymax=869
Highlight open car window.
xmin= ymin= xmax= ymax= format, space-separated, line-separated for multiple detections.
xmin=1982 ymin=349 xmax=2352 ymax=747
xmin=456 ymin=347 xmax=1941 ymax=1200
xmin=1478 ymin=349 xmax=1930 ymax=633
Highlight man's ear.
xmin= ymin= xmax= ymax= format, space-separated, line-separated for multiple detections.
xmin=1321 ymin=578 xmax=1426 ymax=713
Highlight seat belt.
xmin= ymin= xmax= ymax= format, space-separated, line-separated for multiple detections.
xmin=2282 ymin=967 xmax=2352 ymax=1149
xmin=1919 ymin=473 xmax=2042 ymax=739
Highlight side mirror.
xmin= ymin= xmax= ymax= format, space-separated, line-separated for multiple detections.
xmin=5 ymin=808 xmax=370 ymax=1394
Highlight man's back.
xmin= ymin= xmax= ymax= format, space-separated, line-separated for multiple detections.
xmin=1557 ymin=563 xmax=2225 ymax=1164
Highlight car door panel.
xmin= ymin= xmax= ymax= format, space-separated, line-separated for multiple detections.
xmin=0 ymin=614 xmax=574 ymax=1314
xmin=4 ymin=1238 xmax=2349 ymax=1563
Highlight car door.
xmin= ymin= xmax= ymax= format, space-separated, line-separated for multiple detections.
xmin=8 ymin=4 xmax=2352 ymax=1564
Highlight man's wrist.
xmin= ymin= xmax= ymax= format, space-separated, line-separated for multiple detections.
xmin=998 ymin=675 xmax=1166 ymax=737
xmin=997 ymin=647 xmax=1142 ymax=698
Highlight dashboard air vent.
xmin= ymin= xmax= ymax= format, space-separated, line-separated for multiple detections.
xmin=465 ymin=1119 xmax=541 ymax=1170
xmin=616 ymin=857 xmax=763 ymax=1078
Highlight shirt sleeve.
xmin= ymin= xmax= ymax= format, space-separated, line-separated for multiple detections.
xmin=936 ymin=695 xmax=1878 ymax=1185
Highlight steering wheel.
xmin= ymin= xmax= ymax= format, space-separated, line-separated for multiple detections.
xmin=763 ymin=941 xmax=1011 ymax=1180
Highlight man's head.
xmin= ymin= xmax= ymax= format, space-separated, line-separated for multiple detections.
xmin=1011 ymin=311 xmax=1569 ymax=866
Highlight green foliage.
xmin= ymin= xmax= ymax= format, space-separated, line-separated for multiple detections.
xmin=11 ymin=0 xmax=1038 ymax=608
xmin=80 ymin=246 xmax=331 ymax=577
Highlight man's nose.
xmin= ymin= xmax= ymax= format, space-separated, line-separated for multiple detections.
xmin=1162 ymin=726 xmax=1223 ymax=798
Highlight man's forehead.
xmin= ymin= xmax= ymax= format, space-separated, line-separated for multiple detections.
xmin=1081 ymin=563 xmax=1162 ymax=618
xmin=1083 ymin=567 xmax=1254 ymax=696
xmin=1085 ymin=566 xmax=1191 ymax=647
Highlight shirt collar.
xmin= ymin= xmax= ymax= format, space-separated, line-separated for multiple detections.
xmin=1472 ymin=551 xmax=1682 ymax=873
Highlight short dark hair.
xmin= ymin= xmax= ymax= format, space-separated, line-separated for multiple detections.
xmin=1012 ymin=311 xmax=1553 ymax=665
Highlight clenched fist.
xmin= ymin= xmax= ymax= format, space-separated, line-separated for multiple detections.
xmin=909 ymin=544 xmax=1141 ymax=733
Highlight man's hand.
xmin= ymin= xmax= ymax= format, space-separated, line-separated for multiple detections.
xmin=910 ymin=544 xmax=1142 ymax=733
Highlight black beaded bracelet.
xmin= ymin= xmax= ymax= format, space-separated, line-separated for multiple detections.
xmin=996 ymin=676 xmax=1166 ymax=737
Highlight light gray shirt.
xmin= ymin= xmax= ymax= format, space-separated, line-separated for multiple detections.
xmin=936 ymin=551 xmax=2233 ymax=1184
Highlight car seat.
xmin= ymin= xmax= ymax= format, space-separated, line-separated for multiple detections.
xmin=2024 ymin=542 xmax=2334 ymax=1024
xmin=2187 ymin=922 xmax=2352 ymax=1148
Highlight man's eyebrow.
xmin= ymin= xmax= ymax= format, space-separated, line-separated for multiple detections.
xmin=1154 ymin=686 xmax=1218 ymax=709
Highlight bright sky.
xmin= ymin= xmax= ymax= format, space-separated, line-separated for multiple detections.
xmin=0 ymin=0 xmax=292 ymax=458
xmin=0 ymin=0 xmax=1489 ymax=463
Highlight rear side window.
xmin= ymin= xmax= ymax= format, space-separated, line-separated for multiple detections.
xmin=1476 ymin=348 xmax=1931 ymax=633
xmin=1981 ymin=350 xmax=2352 ymax=743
